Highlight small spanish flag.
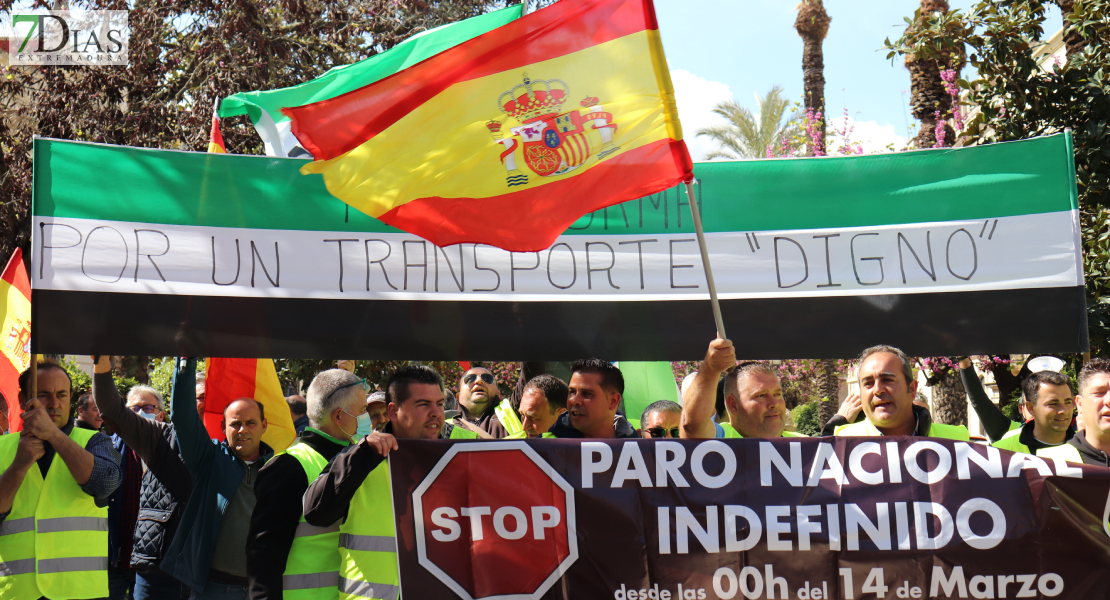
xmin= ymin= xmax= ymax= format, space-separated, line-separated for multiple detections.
xmin=207 ymin=97 xmax=227 ymax=154
xmin=1 ymin=248 xmax=31 ymax=430
xmin=285 ymin=0 xmax=693 ymax=252
xmin=203 ymin=358 xmax=296 ymax=451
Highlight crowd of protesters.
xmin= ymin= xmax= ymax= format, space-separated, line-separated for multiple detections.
xmin=1 ymin=337 xmax=1108 ymax=600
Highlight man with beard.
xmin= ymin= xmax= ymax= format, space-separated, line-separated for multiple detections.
xmin=303 ymin=365 xmax=476 ymax=599
xmin=680 ymin=338 xmax=805 ymax=439
xmin=452 ymin=366 xmax=511 ymax=438
xmin=835 ymin=345 xmax=969 ymax=439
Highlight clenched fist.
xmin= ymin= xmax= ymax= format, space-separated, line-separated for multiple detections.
xmin=702 ymin=337 xmax=736 ymax=374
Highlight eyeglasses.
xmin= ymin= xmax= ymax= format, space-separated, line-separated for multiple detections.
xmin=463 ymin=373 xmax=495 ymax=385
xmin=129 ymin=404 xmax=160 ymax=414
xmin=646 ymin=427 xmax=680 ymax=438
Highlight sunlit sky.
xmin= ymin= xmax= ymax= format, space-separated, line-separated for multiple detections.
xmin=655 ymin=0 xmax=1064 ymax=159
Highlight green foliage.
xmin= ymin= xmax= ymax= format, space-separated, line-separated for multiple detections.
xmin=696 ymin=86 xmax=804 ymax=159
xmin=115 ymin=377 xmax=141 ymax=401
xmin=791 ymin=400 xmax=822 ymax=437
xmin=148 ymin=357 xmax=176 ymax=413
xmin=1001 ymin=400 xmax=1023 ymax=422
xmin=60 ymin=358 xmax=92 ymax=398
xmin=885 ymin=0 xmax=1110 ymax=355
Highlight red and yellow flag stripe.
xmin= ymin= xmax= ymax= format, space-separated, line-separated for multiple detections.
xmin=286 ymin=0 xmax=692 ymax=252
xmin=204 ymin=358 xmax=296 ymax=451
xmin=1 ymin=248 xmax=31 ymax=428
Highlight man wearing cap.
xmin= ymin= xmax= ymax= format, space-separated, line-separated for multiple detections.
xmin=835 ymin=345 xmax=969 ymax=439
xmin=248 ymin=369 xmax=381 ymax=599
xmin=365 ymin=392 xmax=388 ymax=432
xmin=681 ymin=338 xmax=805 ymax=439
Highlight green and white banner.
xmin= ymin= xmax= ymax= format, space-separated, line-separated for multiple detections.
xmin=30 ymin=134 xmax=1085 ymax=360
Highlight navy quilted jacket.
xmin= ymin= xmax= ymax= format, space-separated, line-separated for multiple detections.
xmin=94 ymin=372 xmax=194 ymax=571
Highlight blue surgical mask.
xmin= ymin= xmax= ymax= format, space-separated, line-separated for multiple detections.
xmin=341 ymin=408 xmax=375 ymax=441
xmin=140 ymin=411 xmax=158 ymax=420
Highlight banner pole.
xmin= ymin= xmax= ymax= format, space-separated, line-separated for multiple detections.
xmin=683 ymin=180 xmax=727 ymax=339
xmin=521 ymin=1 xmax=530 ymax=16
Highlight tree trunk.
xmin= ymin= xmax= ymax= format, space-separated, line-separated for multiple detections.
xmin=931 ymin=369 xmax=967 ymax=426
xmin=1053 ymin=0 xmax=1086 ymax=59
xmin=795 ymin=0 xmax=830 ymax=155
xmin=904 ymin=0 xmax=964 ymax=149
xmin=987 ymin=364 xmax=1021 ymax=414
xmin=816 ymin=359 xmax=840 ymax=427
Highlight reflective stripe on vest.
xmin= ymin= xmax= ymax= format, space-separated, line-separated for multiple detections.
xmin=339 ymin=462 xmax=399 ymax=600
xmin=340 ymin=576 xmax=401 ymax=600
xmin=282 ymin=442 xmax=343 ymax=600
xmin=494 ymin=399 xmax=524 ymax=437
xmin=0 ymin=426 xmax=109 ymax=600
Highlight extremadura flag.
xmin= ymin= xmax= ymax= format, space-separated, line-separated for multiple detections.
xmin=284 ymin=0 xmax=694 ymax=252
xmin=28 ymin=134 xmax=1084 ymax=360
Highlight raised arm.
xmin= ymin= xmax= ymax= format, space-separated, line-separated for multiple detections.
xmin=959 ymin=358 xmax=1017 ymax=442
xmin=680 ymin=337 xmax=735 ymax=439
xmin=93 ymin=356 xmax=164 ymax=464
xmin=168 ymin=358 xmax=214 ymax=472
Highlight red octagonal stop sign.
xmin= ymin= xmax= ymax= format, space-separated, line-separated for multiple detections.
xmin=414 ymin=441 xmax=578 ymax=600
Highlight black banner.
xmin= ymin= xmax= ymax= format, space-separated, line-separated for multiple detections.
xmin=390 ymin=438 xmax=1110 ymax=600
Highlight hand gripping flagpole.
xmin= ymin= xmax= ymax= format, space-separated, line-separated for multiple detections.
xmin=683 ymin=180 xmax=727 ymax=339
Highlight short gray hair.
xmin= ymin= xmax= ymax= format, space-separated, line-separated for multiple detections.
xmin=640 ymin=399 xmax=681 ymax=424
xmin=127 ymin=385 xmax=164 ymax=408
xmin=307 ymin=369 xmax=363 ymax=428
xmin=858 ymin=345 xmax=914 ymax=384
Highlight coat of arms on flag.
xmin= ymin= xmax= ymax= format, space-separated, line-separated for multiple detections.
xmin=487 ymin=74 xmax=619 ymax=186
xmin=284 ymin=0 xmax=693 ymax=252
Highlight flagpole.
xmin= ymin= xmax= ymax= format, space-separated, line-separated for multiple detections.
xmin=683 ymin=180 xmax=727 ymax=339
xmin=521 ymin=1 xmax=530 ymax=16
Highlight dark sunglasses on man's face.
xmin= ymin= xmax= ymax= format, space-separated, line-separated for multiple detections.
xmin=463 ymin=373 xmax=496 ymax=385
xmin=646 ymin=427 xmax=680 ymax=438
xmin=129 ymin=404 xmax=160 ymax=414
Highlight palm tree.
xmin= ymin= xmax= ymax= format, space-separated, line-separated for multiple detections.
xmin=696 ymin=86 xmax=801 ymax=160
xmin=795 ymin=0 xmax=831 ymax=155
xmin=904 ymin=0 xmax=965 ymax=148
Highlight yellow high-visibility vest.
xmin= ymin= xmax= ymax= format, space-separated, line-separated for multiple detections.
xmin=282 ymin=442 xmax=342 ymax=600
xmin=834 ymin=418 xmax=970 ymax=440
xmin=0 ymin=427 xmax=108 ymax=600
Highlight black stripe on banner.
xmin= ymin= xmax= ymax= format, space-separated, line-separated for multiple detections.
xmin=33 ymin=287 xmax=1087 ymax=360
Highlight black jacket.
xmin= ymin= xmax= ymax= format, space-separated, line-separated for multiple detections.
xmin=247 ymin=429 xmax=349 ymax=600
xmin=302 ymin=436 xmax=388 ymax=527
xmin=546 ymin=412 xmax=638 ymax=438
xmin=1065 ymin=433 xmax=1110 ymax=467
xmin=94 ymin=372 xmax=194 ymax=571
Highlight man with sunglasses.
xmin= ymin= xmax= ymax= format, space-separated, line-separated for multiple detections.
xmin=93 ymin=358 xmax=193 ymax=599
xmin=681 ymin=338 xmax=806 ymax=439
xmin=640 ymin=400 xmax=682 ymax=439
xmin=248 ymin=369 xmax=388 ymax=600
xmin=453 ymin=367 xmax=512 ymax=438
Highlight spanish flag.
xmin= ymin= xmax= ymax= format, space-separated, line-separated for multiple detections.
xmin=286 ymin=0 xmax=693 ymax=252
xmin=207 ymin=98 xmax=227 ymax=154
xmin=1 ymin=248 xmax=31 ymax=429
xmin=204 ymin=358 xmax=296 ymax=451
